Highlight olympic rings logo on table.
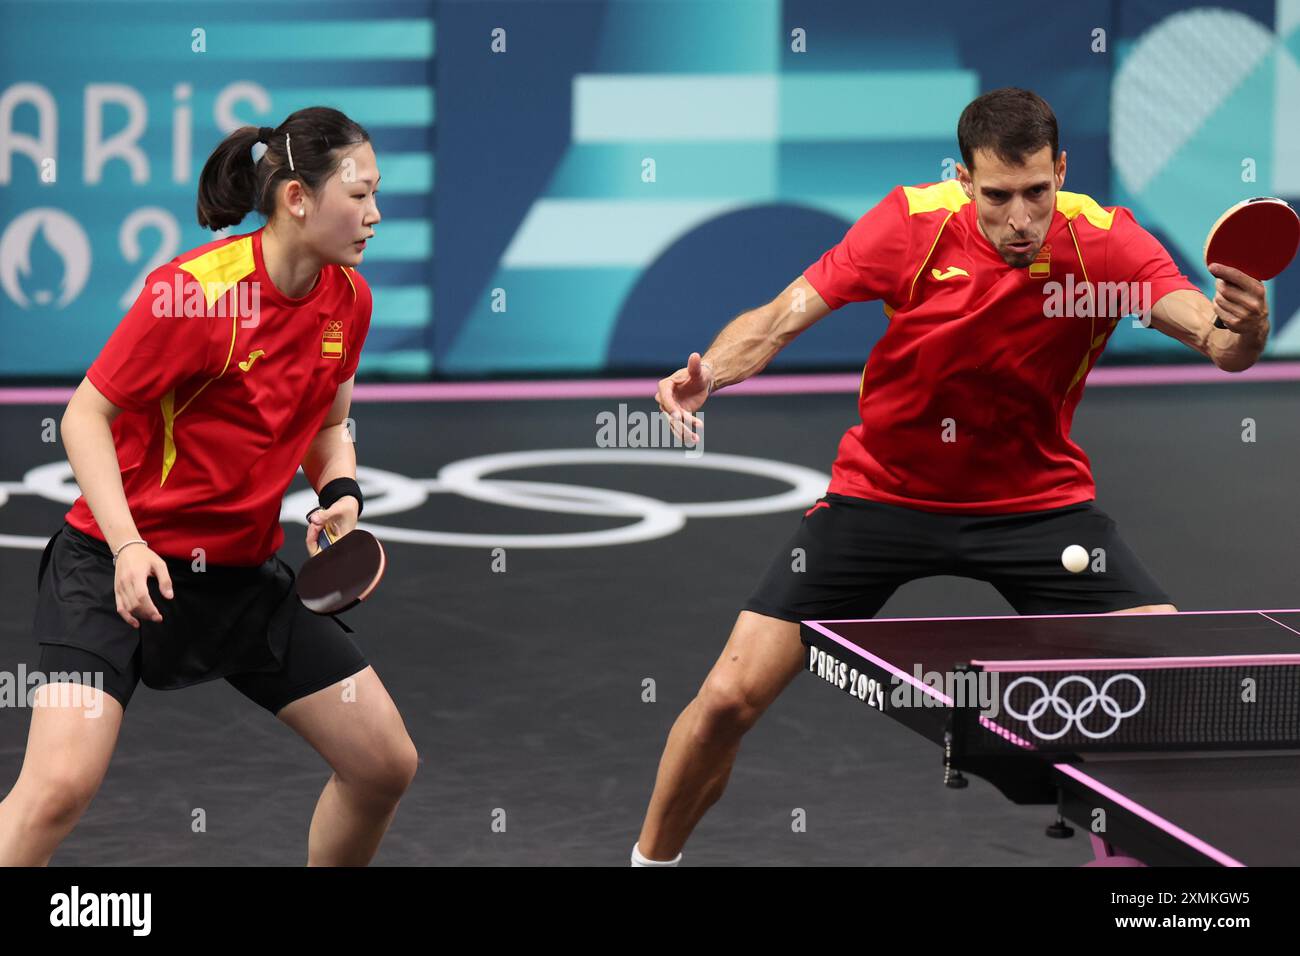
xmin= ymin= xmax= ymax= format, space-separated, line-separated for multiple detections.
xmin=1002 ymin=673 xmax=1147 ymax=741
xmin=0 ymin=451 xmax=831 ymax=551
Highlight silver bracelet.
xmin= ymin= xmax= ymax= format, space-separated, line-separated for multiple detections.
xmin=111 ymin=538 xmax=147 ymax=564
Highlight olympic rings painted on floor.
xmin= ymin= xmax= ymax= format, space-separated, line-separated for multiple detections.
xmin=0 ymin=450 xmax=830 ymax=550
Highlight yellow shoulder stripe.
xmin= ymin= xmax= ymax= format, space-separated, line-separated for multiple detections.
xmin=178 ymin=235 xmax=257 ymax=307
xmin=903 ymin=179 xmax=969 ymax=215
xmin=1055 ymin=191 xmax=1114 ymax=230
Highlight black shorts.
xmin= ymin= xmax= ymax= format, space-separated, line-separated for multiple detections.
xmin=744 ymin=494 xmax=1172 ymax=622
xmin=31 ymin=524 xmax=368 ymax=714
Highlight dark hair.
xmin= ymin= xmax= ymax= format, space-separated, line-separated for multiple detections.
xmin=957 ymin=87 xmax=1059 ymax=173
xmin=196 ymin=106 xmax=371 ymax=230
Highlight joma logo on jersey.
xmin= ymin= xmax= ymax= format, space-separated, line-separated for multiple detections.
xmin=322 ymin=320 xmax=345 ymax=360
xmin=931 ymin=266 xmax=969 ymax=281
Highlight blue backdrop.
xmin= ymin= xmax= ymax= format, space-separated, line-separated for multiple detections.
xmin=3 ymin=0 xmax=1299 ymax=378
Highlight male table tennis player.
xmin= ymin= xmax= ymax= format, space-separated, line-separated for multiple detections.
xmin=0 ymin=108 xmax=417 ymax=866
xmin=632 ymin=87 xmax=1271 ymax=866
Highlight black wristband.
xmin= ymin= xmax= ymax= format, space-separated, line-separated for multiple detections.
xmin=318 ymin=476 xmax=363 ymax=518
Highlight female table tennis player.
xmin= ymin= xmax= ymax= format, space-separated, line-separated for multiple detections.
xmin=0 ymin=107 xmax=417 ymax=866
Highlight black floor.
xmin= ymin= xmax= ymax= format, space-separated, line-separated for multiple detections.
xmin=1 ymin=381 xmax=1297 ymax=865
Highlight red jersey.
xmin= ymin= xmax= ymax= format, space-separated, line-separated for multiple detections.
xmin=66 ymin=227 xmax=372 ymax=565
xmin=803 ymin=180 xmax=1198 ymax=514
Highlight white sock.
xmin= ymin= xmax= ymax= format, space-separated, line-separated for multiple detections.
xmin=631 ymin=842 xmax=682 ymax=867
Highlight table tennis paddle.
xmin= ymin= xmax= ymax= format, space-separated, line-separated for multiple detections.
xmin=297 ymin=508 xmax=386 ymax=614
xmin=1203 ymin=196 xmax=1300 ymax=330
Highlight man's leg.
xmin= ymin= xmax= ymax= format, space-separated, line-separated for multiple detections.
xmin=275 ymin=666 xmax=418 ymax=866
xmin=632 ymin=496 xmax=923 ymax=864
xmin=1107 ymin=604 xmax=1177 ymax=614
xmin=635 ymin=610 xmax=807 ymax=863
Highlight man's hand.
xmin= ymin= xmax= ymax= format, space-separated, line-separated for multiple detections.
xmin=1208 ymin=262 xmax=1270 ymax=339
xmin=306 ymin=495 xmax=360 ymax=556
xmin=655 ymin=352 xmax=713 ymax=445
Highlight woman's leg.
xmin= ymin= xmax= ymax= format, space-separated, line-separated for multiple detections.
xmin=275 ymin=666 xmax=418 ymax=866
xmin=0 ymin=682 xmax=124 ymax=866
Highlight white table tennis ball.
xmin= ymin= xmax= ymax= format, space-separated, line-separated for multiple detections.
xmin=1061 ymin=544 xmax=1089 ymax=573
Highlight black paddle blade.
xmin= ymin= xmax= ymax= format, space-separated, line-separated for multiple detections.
xmin=297 ymin=528 xmax=386 ymax=615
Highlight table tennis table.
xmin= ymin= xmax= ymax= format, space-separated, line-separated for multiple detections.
xmin=801 ymin=609 xmax=1300 ymax=867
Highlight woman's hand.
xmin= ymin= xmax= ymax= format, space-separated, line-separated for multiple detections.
xmin=306 ymin=496 xmax=360 ymax=556
xmin=114 ymin=545 xmax=174 ymax=629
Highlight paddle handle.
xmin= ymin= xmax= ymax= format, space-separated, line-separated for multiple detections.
xmin=1213 ymin=315 xmax=1235 ymax=332
xmin=306 ymin=507 xmax=335 ymax=550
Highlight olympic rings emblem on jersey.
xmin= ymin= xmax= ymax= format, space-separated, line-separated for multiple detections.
xmin=1001 ymin=673 xmax=1147 ymax=740
xmin=0 ymin=450 xmax=831 ymax=551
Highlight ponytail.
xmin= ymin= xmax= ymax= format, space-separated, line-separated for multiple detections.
xmin=195 ymin=126 xmax=265 ymax=230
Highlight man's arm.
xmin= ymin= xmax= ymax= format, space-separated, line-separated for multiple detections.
xmin=700 ymin=275 xmax=833 ymax=390
xmin=656 ymin=276 xmax=835 ymax=441
xmin=301 ymin=374 xmax=357 ymax=491
xmin=1147 ymin=268 xmax=1269 ymax=373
